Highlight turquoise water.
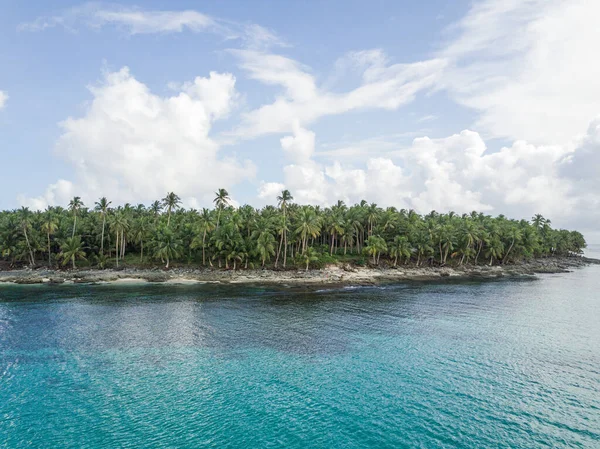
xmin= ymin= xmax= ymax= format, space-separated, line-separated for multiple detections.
xmin=1 ymin=259 xmax=600 ymax=447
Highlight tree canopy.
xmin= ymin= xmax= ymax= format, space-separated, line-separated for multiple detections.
xmin=0 ymin=192 xmax=586 ymax=271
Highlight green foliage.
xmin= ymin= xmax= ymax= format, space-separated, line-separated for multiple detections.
xmin=0 ymin=191 xmax=586 ymax=270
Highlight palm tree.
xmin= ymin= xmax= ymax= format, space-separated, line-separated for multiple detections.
xmin=275 ymin=189 xmax=293 ymax=267
xmin=364 ymin=236 xmax=387 ymax=265
xmin=295 ymin=207 xmax=321 ymax=254
xmin=485 ymin=237 xmax=504 ymax=266
xmin=389 ymin=236 xmax=413 ymax=266
xmin=150 ymin=200 xmax=162 ymax=219
xmin=131 ymin=217 xmax=150 ymax=263
xmin=301 ymin=247 xmax=319 ymax=271
xmin=109 ymin=211 xmax=128 ymax=267
xmin=68 ymin=196 xmax=84 ymax=237
xmin=94 ymin=197 xmax=111 ymax=255
xmin=59 ymin=236 xmax=86 ymax=269
xmin=213 ymin=188 xmax=230 ymax=229
xmin=256 ymin=231 xmax=276 ymax=267
xmin=531 ymin=214 xmax=546 ymax=230
xmin=436 ymin=224 xmax=456 ymax=264
xmin=502 ymin=226 xmax=522 ymax=264
xmin=191 ymin=208 xmax=214 ymax=266
xmin=162 ymin=192 xmax=181 ymax=227
xmin=40 ymin=210 xmax=59 ymax=267
xmin=17 ymin=207 xmax=35 ymax=266
xmin=366 ymin=203 xmax=380 ymax=236
xmin=327 ymin=213 xmax=345 ymax=256
xmin=153 ymin=227 xmax=182 ymax=269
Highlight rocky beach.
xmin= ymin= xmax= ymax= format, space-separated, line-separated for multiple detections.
xmin=1 ymin=256 xmax=598 ymax=287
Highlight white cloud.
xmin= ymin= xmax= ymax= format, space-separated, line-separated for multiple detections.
xmin=230 ymin=49 xmax=446 ymax=138
xmin=257 ymin=182 xmax=286 ymax=201
xmin=280 ymin=121 xmax=315 ymax=163
xmin=19 ymin=3 xmax=286 ymax=50
xmin=19 ymin=67 xmax=255 ymax=209
xmin=259 ymin=121 xmax=600 ymax=236
xmin=440 ymin=0 xmax=600 ymax=145
xmin=18 ymin=179 xmax=75 ymax=211
xmin=417 ymin=115 xmax=437 ymax=123
xmin=0 ymin=91 xmax=7 ymax=109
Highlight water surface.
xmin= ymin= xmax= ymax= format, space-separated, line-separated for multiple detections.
xmin=1 ymin=256 xmax=600 ymax=448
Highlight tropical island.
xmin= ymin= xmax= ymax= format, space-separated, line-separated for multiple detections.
xmin=0 ymin=189 xmax=596 ymax=286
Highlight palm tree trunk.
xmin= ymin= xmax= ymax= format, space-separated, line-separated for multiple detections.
xmin=166 ymin=256 xmax=170 ymax=269
xmin=283 ymin=225 xmax=288 ymax=268
xmin=475 ymin=242 xmax=482 ymax=265
xmin=115 ymin=233 xmax=119 ymax=267
xmin=23 ymin=228 xmax=34 ymax=266
xmin=72 ymin=256 xmax=76 ymax=269
xmin=275 ymin=231 xmax=283 ymax=267
xmin=140 ymin=240 xmax=144 ymax=263
xmin=502 ymin=239 xmax=515 ymax=264
xmin=330 ymin=233 xmax=335 ymax=256
xmin=72 ymin=216 xmax=76 ymax=238
xmin=394 ymin=255 xmax=398 ymax=266
xmin=47 ymin=232 xmax=52 ymax=268
xmin=100 ymin=215 xmax=106 ymax=255
xmin=202 ymin=230 xmax=207 ymax=265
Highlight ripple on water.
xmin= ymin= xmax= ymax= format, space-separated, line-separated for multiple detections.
xmin=1 ymin=270 xmax=600 ymax=448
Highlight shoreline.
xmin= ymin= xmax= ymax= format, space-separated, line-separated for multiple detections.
xmin=1 ymin=256 xmax=598 ymax=287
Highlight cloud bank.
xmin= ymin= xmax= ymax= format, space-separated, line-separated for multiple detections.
xmin=19 ymin=67 xmax=255 ymax=209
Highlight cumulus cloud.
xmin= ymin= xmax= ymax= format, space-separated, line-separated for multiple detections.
xmin=18 ymin=180 xmax=75 ymax=211
xmin=0 ymin=91 xmax=7 ymax=109
xmin=258 ymin=120 xmax=600 ymax=236
xmin=439 ymin=0 xmax=600 ymax=144
xmin=19 ymin=67 xmax=255 ymax=209
xmin=230 ymin=49 xmax=446 ymax=138
xmin=19 ymin=2 xmax=286 ymax=50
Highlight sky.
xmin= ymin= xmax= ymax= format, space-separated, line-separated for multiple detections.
xmin=1 ymin=0 xmax=599 ymax=241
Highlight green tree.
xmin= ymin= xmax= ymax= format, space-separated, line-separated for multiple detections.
xmin=275 ymin=189 xmax=293 ymax=267
xmin=94 ymin=197 xmax=111 ymax=255
xmin=389 ymin=236 xmax=413 ymax=266
xmin=17 ymin=207 xmax=35 ymax=266
xmin=301 ymin=247 xmax=319 ymax=271
xmin=295 ymin=207 xmax=321 ymax=254
xmin=40 ymin=209 xmax=59 ymax=267
xmin=153 ymin=227 xmax=182 ymax=269
xmin=364 ymin=236 xmax=387 ymax=265
xmin=68 ymin=196 xmax=84 ymax=237
xmin=256 ymin=231 xmax=276 ymax=267
xmin=214 ymin=188 xmax=230 ymax=229
xmin=59 ymin=236 xmax=86 ymax=269
xmin=162 ymin=192 xmax=181 ymax=227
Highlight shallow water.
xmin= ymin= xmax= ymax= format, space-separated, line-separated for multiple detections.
xmin=1 ymin=253 xmax=600 ymax=448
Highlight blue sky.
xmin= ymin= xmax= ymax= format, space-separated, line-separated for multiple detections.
xmin=1 ymin=0 xmax=599 ymax=240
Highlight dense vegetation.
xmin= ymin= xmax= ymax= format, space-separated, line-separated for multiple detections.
xmin=0 ymin=190 xmax=586 ymax=271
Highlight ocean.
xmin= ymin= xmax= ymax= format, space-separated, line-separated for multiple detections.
xmin=1 ymin=250 xmax=599 ymax=448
